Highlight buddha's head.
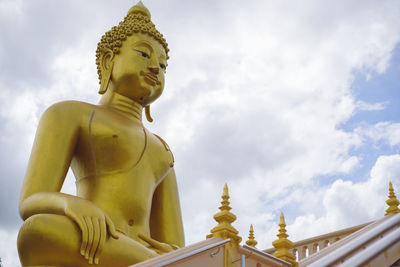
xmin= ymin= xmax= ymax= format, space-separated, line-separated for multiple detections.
xmin=96 ymin=1 xmax=169 ymax=107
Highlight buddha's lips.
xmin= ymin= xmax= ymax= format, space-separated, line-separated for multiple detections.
xmin=143 ymin=72 xmax=159 ymax=86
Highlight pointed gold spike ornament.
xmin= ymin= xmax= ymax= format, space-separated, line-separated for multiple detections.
xmin=245 ymin=224 xmax=258 ymax=247
xmin=207 ymin=184 xmax=242 ymax=267
xmin=385 ymin=181 xmax=400 ymax=216
xmin=272 ymin=213 xmax=298 ymax=267
xmin=207 ymin=184 xmax=242 ymax=244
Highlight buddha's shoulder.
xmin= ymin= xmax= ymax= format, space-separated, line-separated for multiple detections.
xmin=149 ymin=132 xmax=175 ymax=161
xmin=41 ymin=100 xmax=98 ymax=122
xmin=44 ymin=100 xmax=95 ymax=113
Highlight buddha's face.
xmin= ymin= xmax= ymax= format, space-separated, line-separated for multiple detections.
xmin=110 ymin=33 xmax=167 ymax=105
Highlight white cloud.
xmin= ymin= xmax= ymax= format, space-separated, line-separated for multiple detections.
xmin=0 ymin=0 xmax=23 ymax=22
xmin=0 ymin=228 xmax=20 ymax=267
xmin=357 ymin=122 xmax=400 ymax=146
xmin=287 ymin=154 xmax=400 ymax=242
xmin=356 ymin=101 xmax=387 ymax=111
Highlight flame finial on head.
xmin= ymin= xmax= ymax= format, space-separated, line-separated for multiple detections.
xmin=128 ymin=1 xmax=151 ymax=18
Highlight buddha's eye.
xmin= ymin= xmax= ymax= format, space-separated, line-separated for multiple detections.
xmin=135 ymin=50 xmax=149 ymax=58
xmin=159 ymin=63 xmax=167 ymax=73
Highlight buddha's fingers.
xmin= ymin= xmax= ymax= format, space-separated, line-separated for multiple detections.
xmin=84 ymin=216 xmax=94 ymax=261
xmin=80 ymin=217 xmax=89 ymax=257
xmin=105 ymin=214 xmax=119 ymax=239
xmin=138 ymin=234 xmax=173 ymax=253
xmin=89 ymin=217 xmax=100 ymax=265
xmin=94 ymin=217 xmax=107 ymax=265
xmin=170 ymin=244 xmax=180 ymax=250
xmin=67 ymin=213 xmax=88 ymax=257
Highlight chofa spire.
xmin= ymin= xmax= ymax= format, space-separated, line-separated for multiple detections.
xmin=207 ymin=184 xmax=242 ymax=244
xmin=245 ymin=224 xmax=258 ymax=248
xmin=272 ymin=212 xmax=297 ymax=266
xmin=385 ymin=181 xmax=400 ymax=216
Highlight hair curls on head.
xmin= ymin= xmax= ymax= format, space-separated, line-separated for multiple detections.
xmin=95 ymin=2 xmax=169 ymax=84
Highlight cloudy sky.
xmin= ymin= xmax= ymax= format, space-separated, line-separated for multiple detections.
xmin=1 ymin=0 xmax=400 ymax=265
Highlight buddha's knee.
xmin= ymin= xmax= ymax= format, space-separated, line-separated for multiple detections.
xmin=18 ymin=214 xmax=81 ymax=266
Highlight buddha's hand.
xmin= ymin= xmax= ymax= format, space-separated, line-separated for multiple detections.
xmin=138 ymin=234 xmax=180 ymax=254
xmin=64 ymin=198 xmax=119 ymax=264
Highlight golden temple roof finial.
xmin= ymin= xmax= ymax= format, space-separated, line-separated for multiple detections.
xmin=245 ymin=224 xmax=258 ymax=247
xmin=272 ymin=213 xmax=297 ymax=266
xmin=207 ymin=184 xmax=242 ymax=244
xmin=385 ymin=181 xmax=400 ymax=216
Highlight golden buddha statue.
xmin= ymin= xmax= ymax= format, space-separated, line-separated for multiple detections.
xmin=17 ymin=2 xmax=185 ymax=266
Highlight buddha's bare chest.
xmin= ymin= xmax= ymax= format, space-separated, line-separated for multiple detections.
xmin=72 ymin=108 xmax=173 ymax=185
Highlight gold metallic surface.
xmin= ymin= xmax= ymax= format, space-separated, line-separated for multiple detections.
xmin=385 ymin=181 xmax=400 ymax=216
xmin=95 ymin=1 xmax=169 ymax=86
xmin=17 ymin=2 xmax=184 ymax=266
xmin=272 ymin=213 xmax=297 ymax=267
xmin=245 ymin=224 xmax=258 ymax=248
xmin=207 ymin=184 xmax=242 ymax=267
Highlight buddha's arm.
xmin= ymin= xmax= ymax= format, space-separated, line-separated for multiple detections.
xmin=19 ymin=102 xmax=118 ymax=264
xmin=150 ymin=169 xmax=185 ymax=248
xmin=19 ymin=102 xmax=80 ymax=219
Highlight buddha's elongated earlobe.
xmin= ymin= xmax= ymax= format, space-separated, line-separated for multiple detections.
xmin=99 ymin=65 xmax=112 ymax=94
xmin=145 ymin=105 xmax=153 ymax=122
xmin=98 ymin=50 xmax=114 ymax=94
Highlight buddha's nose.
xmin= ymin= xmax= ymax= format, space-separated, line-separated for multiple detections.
xmin=148 ymin=65 xmax=159 ymax=75
xmin=148 ymin=57 xmax=159 ymax=74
